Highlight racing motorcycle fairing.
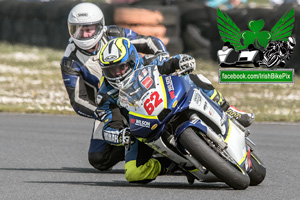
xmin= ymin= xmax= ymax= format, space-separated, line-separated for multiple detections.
xmin=120 ymin=65 xmax=192 ymax=140
xmin=173 ymin=118 xmax=208 ymax=155
xmin=193 ymin=89 xmax=250 ymax=170
xmin=119 ymin=64 xmax=251 ymax=173
xmin=175 ymin=88 xmax=250 ymax=172
xmin=172 ymin=88 xmax=248 ymax=169
xmin=188 ymin=88 xmax=230 ymax=136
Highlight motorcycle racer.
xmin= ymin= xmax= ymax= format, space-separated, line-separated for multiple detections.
xmin=60 ymin=2 xmax=168 ymax=171
xmin=260 ymin=36 xmax=296 ymax=68
xmin=97 ymin=37 xmax=255 ymax=183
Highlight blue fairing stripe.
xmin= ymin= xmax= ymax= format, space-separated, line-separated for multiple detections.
xmin=202 ymin=89 xmax=215 ymax=98
xmin=62 ymin=74 xmax=78 ymax=88
xmin=174 ymin=119 xmax=208 ymax=140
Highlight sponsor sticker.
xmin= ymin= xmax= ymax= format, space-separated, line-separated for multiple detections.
xmin=141 ymin=76 xmax=153 ymax=89
xmin=134 ymin=119 xmax=151 ymax=128
xmin=151 ymin=124 xmax=158 ymax=130
xmin=130 ymin=118 xmax=136 ymax=124
xmin=139 ymin=69 xmax=148 ymax=81
xmin=209 ymin=106 xmax=215 ymax=116
xmin=203 ymin=101 xmax=207 ymax=111
xmin=165 ymin=76 xmax=175 ymax=99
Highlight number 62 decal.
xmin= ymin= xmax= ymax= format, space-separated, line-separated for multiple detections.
xmin=143 ymin=91 xmax=163 ymax=115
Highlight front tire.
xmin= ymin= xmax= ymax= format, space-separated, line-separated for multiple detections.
xmin=178 ymin=128 xmax=250 ymax=190
xmin=248 ymin=152 xmax=266 ymax=186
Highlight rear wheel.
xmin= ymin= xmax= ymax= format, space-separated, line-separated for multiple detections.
xmin=248 ymin=152 xmax=266 ymax=186
xmin=178 ymin=128 xmax=250 ymax=190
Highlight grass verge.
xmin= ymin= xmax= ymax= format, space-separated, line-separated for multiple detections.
xmin=0 ymin=42 xmax=299 ymax=122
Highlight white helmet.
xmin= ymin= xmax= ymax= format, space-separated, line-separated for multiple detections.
xmin=67 ymin=3 xmax=105 ymax=50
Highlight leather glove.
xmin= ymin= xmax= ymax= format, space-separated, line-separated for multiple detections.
xmin=179 ymin=54 xmax=196 ymax=73
xmin=155 ymin=50 xmax=170 ymax=61
xmin=118 ymin=128 xmax=135 ymax=150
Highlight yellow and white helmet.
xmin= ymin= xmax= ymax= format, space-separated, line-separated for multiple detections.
xmin=99 ymin=38 xmax=139 ymax=89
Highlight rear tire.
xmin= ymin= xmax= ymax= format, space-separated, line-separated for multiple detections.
xmin=248 ymin=152 xmax=266 ymax=186
xmin=178 ymin=128 xmax=250 ymax=190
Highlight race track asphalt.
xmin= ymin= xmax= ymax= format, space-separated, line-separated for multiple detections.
xmin=0 ymin=113 xmax=299 ymax=200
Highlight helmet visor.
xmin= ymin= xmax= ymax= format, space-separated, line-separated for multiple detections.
xmin=68 ymin=20 xmax=104 ymax=40
xmin=102 ymin=62 xmax=133 ymax=82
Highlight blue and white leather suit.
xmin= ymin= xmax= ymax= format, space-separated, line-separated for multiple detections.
xmin=60 ymin=25 xmax=167 ymax=170
xmin=95 ymin=54 xmax=218 ymax=182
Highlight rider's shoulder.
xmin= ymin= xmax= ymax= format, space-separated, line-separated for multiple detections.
xmin=106 ymin=25 xmax=125 ymax=37
xmin=63 ymin=39 xmax=77 ymax=57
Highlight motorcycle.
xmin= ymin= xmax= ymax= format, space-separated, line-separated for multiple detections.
xmin=260 ymin=38 xmax=294 ymax=68
xmin=118 ymin=65 xmax=266 ymax=190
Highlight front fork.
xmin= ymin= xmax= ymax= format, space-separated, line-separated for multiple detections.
xmin=189 ymin=113 xmax=228 ymax=150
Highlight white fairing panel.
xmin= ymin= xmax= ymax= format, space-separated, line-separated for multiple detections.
xmin=189 ymin=89 xmax=247 ymax=166
xmin=189 ymin=89 xmax=227 ymax=135
xmin=146 ymin=137 xmax=194 ymax=166
xmin=226 ymin=122 xmax=247 ymax=165
xmin=119 ymin=66 xmax=165 ymax=116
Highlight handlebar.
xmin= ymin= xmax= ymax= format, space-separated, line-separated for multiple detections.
xmin=171 ymin=66 xmax=194 ymax=76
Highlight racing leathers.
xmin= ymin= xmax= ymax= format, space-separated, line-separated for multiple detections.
xmin=60 ymin=25 xmax=167 ymax=170
xmin=96 ymin=53 xmax=236 ymax=183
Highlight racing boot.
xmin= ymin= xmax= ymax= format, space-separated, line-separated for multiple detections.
xmin=226 ymin=105 xmax=255 ymax=127
xmin=210 ymin=90 xmax=255 ymax=127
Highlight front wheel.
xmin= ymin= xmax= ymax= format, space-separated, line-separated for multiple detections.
xmin=248 ymin=152 xmax=266 ymax=186
xmin=178 ymin=128 xmax=250 ymax=190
